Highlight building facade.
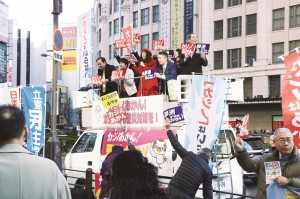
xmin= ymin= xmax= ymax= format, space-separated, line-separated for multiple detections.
xmin=91 ymin=0 xmax=300 ymax=132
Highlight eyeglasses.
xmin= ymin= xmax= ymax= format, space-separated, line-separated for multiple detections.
xmin=276 ymin=137 xmax=293 ymax=143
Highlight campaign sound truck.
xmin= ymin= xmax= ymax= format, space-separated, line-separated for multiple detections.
xmin=65 ymin=75 xmax=246 ymax=198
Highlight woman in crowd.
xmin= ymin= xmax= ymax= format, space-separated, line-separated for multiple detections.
xmin=108 ymin=150 xmax=167 ymax=199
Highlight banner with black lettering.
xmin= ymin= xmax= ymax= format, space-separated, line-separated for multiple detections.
xmin=22 ymin=86 xmax=46 ymax=155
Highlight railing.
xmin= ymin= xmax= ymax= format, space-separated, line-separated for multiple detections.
xmin=63 ymin=168 xmax=95 ymax=199
xmin=158 ymin=175 xmax=255 ymax=199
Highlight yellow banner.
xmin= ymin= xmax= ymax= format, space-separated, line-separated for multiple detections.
xmin=171 ymin=0 xmax=184 ymax=49
xmin=62 ymin=50 xmax=77 ymax=71
xmin=100 ymin=91 xmax=121 ymax=110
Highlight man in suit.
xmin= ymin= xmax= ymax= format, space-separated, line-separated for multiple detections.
xmin=181 ymin=33 xmax=208 ymax=75
xmin=0 ymin=105 xmax=71 ymax=199
xmin=154 ymin=51 xmax=177 ymax=95
xmin=96 ymin=57 xmax=118 ymax=96
xmin=119 ymin=58 xmax=137 ymax=98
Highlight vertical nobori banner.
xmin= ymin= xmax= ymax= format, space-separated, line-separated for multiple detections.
xmin=282 ymin=50 xmax=300 ymax=149
xmin=160 ymin=0 xmax=170 ymax=49
xmin=184 ymin=0 xmax=193 ymax=41
xmin=186 ymin=75 xmax=227 ymax=152
xmin=22 ymin=86 xmax=46 ymax=155
xmin=78 ymin=11 xmax=92 ymax=88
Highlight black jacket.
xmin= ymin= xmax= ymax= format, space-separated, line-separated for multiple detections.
xmin=167 ymin=130 xmax=213 ymax=199
xmin=98 ymin=64 xmax=118 ymax=96
xmin=181 ymin=51 xmax=208 ymax=75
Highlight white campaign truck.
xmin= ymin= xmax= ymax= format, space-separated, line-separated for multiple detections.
xmin=65 ymin=76 xmax=246 ymax=198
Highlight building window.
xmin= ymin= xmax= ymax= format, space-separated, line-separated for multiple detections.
xmin=152 ymin=32 xmax=159 ymax=41
xmin=246 ymin=14 xmax=257 ymax=35
xmin=269 ymin=75 xmax=280 ymax=98
xmin=290 ymin=5 xmax=300 ymax=28
xmin=109 ymin=0 xmax=112 ymax=15
xmin=214 ymin=51 xmax=223 ymax=70
xmin=141 ymin=8 xmax=150 ymax=26
xmin=243 ymin=77 xmax=253 ymax=99
xmin=227 ymin=48 xmax=241 ymax=68
xmin=273 ymin=8 xmax=284 ymax=30
xmin=214 ymin=20 xmax=223 ymax=40
xmin=272 ymin=42 xmax=284 ymax=64
xmin=109 ymin=45 xmax=112 ymax=60
xmin=228 ymin=0 xmax=241 ymax=7
xmin=246 ymin=0 xmax=256 ymax=3
xmin=114 ymin=0 xmax=119 ymax=12
xmin=133 ymin=11 xmax=138 ymax=28
xmin=98 ymin=29 xmax=101 ymax=43
xmin=109 ymin=22 xmax=112 ymax=36
xmin=98 ymin=4 xmax=102 ymax=17
xmin=121 ymin=16 xmax=124 ymax=28
xmin=214 ymin=0 xmax=223 ymax=10
xmin=98 ymin=50 xmax=101 ymax=58
xmin=289 ymin=40 xmax=300 ymax=51
xmin=141 ymin=34 xmax=149 ymax=50
xmin=114 ymin=18 xmax=119 ymax=34
xmin=245 ymin=46 xmax=256 ymax=66
xmin=121 ymin=0 xmax=125 ymax=3
xmin=133 ymin=0 xmax=138 ymax=4
xmin=153 ymin=5 xmax=159 ymax=23
xmin=228 ymin=16 xmax=242 ymax=38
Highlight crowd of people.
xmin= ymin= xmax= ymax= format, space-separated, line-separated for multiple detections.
xmin=1 ymin=103 xmax=300 ymax=198
xmin=80 ymin=33 xmax=208 ymax=100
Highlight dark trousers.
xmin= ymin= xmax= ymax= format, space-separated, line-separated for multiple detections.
xmin=167 ymin=186 xmax=192 ymax=199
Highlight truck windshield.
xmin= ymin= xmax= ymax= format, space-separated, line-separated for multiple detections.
xmin=72 ymin=133 xmax=97 ymax=153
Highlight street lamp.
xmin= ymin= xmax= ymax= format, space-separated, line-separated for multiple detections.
xmin=43 ymin=0 xmax=63 ymax=170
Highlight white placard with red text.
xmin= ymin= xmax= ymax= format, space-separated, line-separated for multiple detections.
xmin=91 ymin=75 xmax=102 ymax=85
xmin=92 ymin=95 xmax=164 ymax=129
xmin=111 ymin=71 xmax=120 ymax=81
xmin=114 ymin=39 xmax=127 ymax=49
xmin=239 ymin=114 xmax=250 ymax=138
xmin=152 ymin=40 xmax=165 ymax=51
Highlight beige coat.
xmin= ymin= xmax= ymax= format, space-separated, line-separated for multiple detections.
xmin=235 ymin=147 xmax=300 ymax=199
xmin=0 ymin=144 xmax=71 ymax=199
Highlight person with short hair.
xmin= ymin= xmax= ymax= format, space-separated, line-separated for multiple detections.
xmin=181 ymin=33 xmax=208 ymax=75
xmin=165 ymin=120 xmax=213 ymax=199
xmin=96 ymin=57 xmax=118 ymax=96
xmin=0 ymin=105 xmax=71 ymax=199
xmin=154 ymin=51 xmax=177 ymax=95
xmin=235 ymin=127 xmax=300 ymax=199
xmin=118 ymin=57 xmax=137 ymax=98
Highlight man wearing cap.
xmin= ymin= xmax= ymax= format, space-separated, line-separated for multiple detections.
xmin=165 ymin=120 xmax=213 ymax=199
xmin=118 ymin=58 xmax=137 ymax=98
xmin=235 ymin=127 xmax=300 ymax=199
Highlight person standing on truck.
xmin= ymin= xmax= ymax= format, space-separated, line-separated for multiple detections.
xmin=0 ymin=105 xmax=71 ymax=199
xmin=165 ymin=120 xmax=213 ymax=199
xmin=235 ymin=127 xmax=300 ymax=199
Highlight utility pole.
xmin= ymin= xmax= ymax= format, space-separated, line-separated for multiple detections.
xmin=45 ymin=0 xmax=63 ymax=170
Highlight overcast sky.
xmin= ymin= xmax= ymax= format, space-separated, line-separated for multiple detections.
xmin=3 ymin=0 xmax=93 ymax=45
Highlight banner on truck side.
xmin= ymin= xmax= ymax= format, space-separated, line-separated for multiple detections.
xmin=186 ymin=75 xmax=227 ymax=152
xmin=92 ymin=95 xmax=164 ymax=129
xmin=101 ymin=129 xmax=176 ymax=176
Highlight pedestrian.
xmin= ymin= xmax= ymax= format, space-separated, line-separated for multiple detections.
xmin=165 ymin=120 xmax=213 ymax=199
xmin=96 ymin=57 xmax=118 ymax=96
xmin=99 ymin=141 xmax=135 ymax=199
xmin=268 ymin=134 xmax=276 ymax=152
xmin=234 ymin=127 xmax=300 ymax=199
xmin=154 ymin=51 xmax=177 ymax=95
xmin=0 ymin=105 xmax=71 ymax=199
xmin=132 ymin=48 xmax=159 ymax=96
xmin=174 ymin=48 xmax=185 ymax=75
xmin=181 ymin=33 xmax=208 ymax=75
xmin=108 ymin=150 xmax=167 ymax=199
xmin=118 ymin=57 xmax=137 ymax=98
